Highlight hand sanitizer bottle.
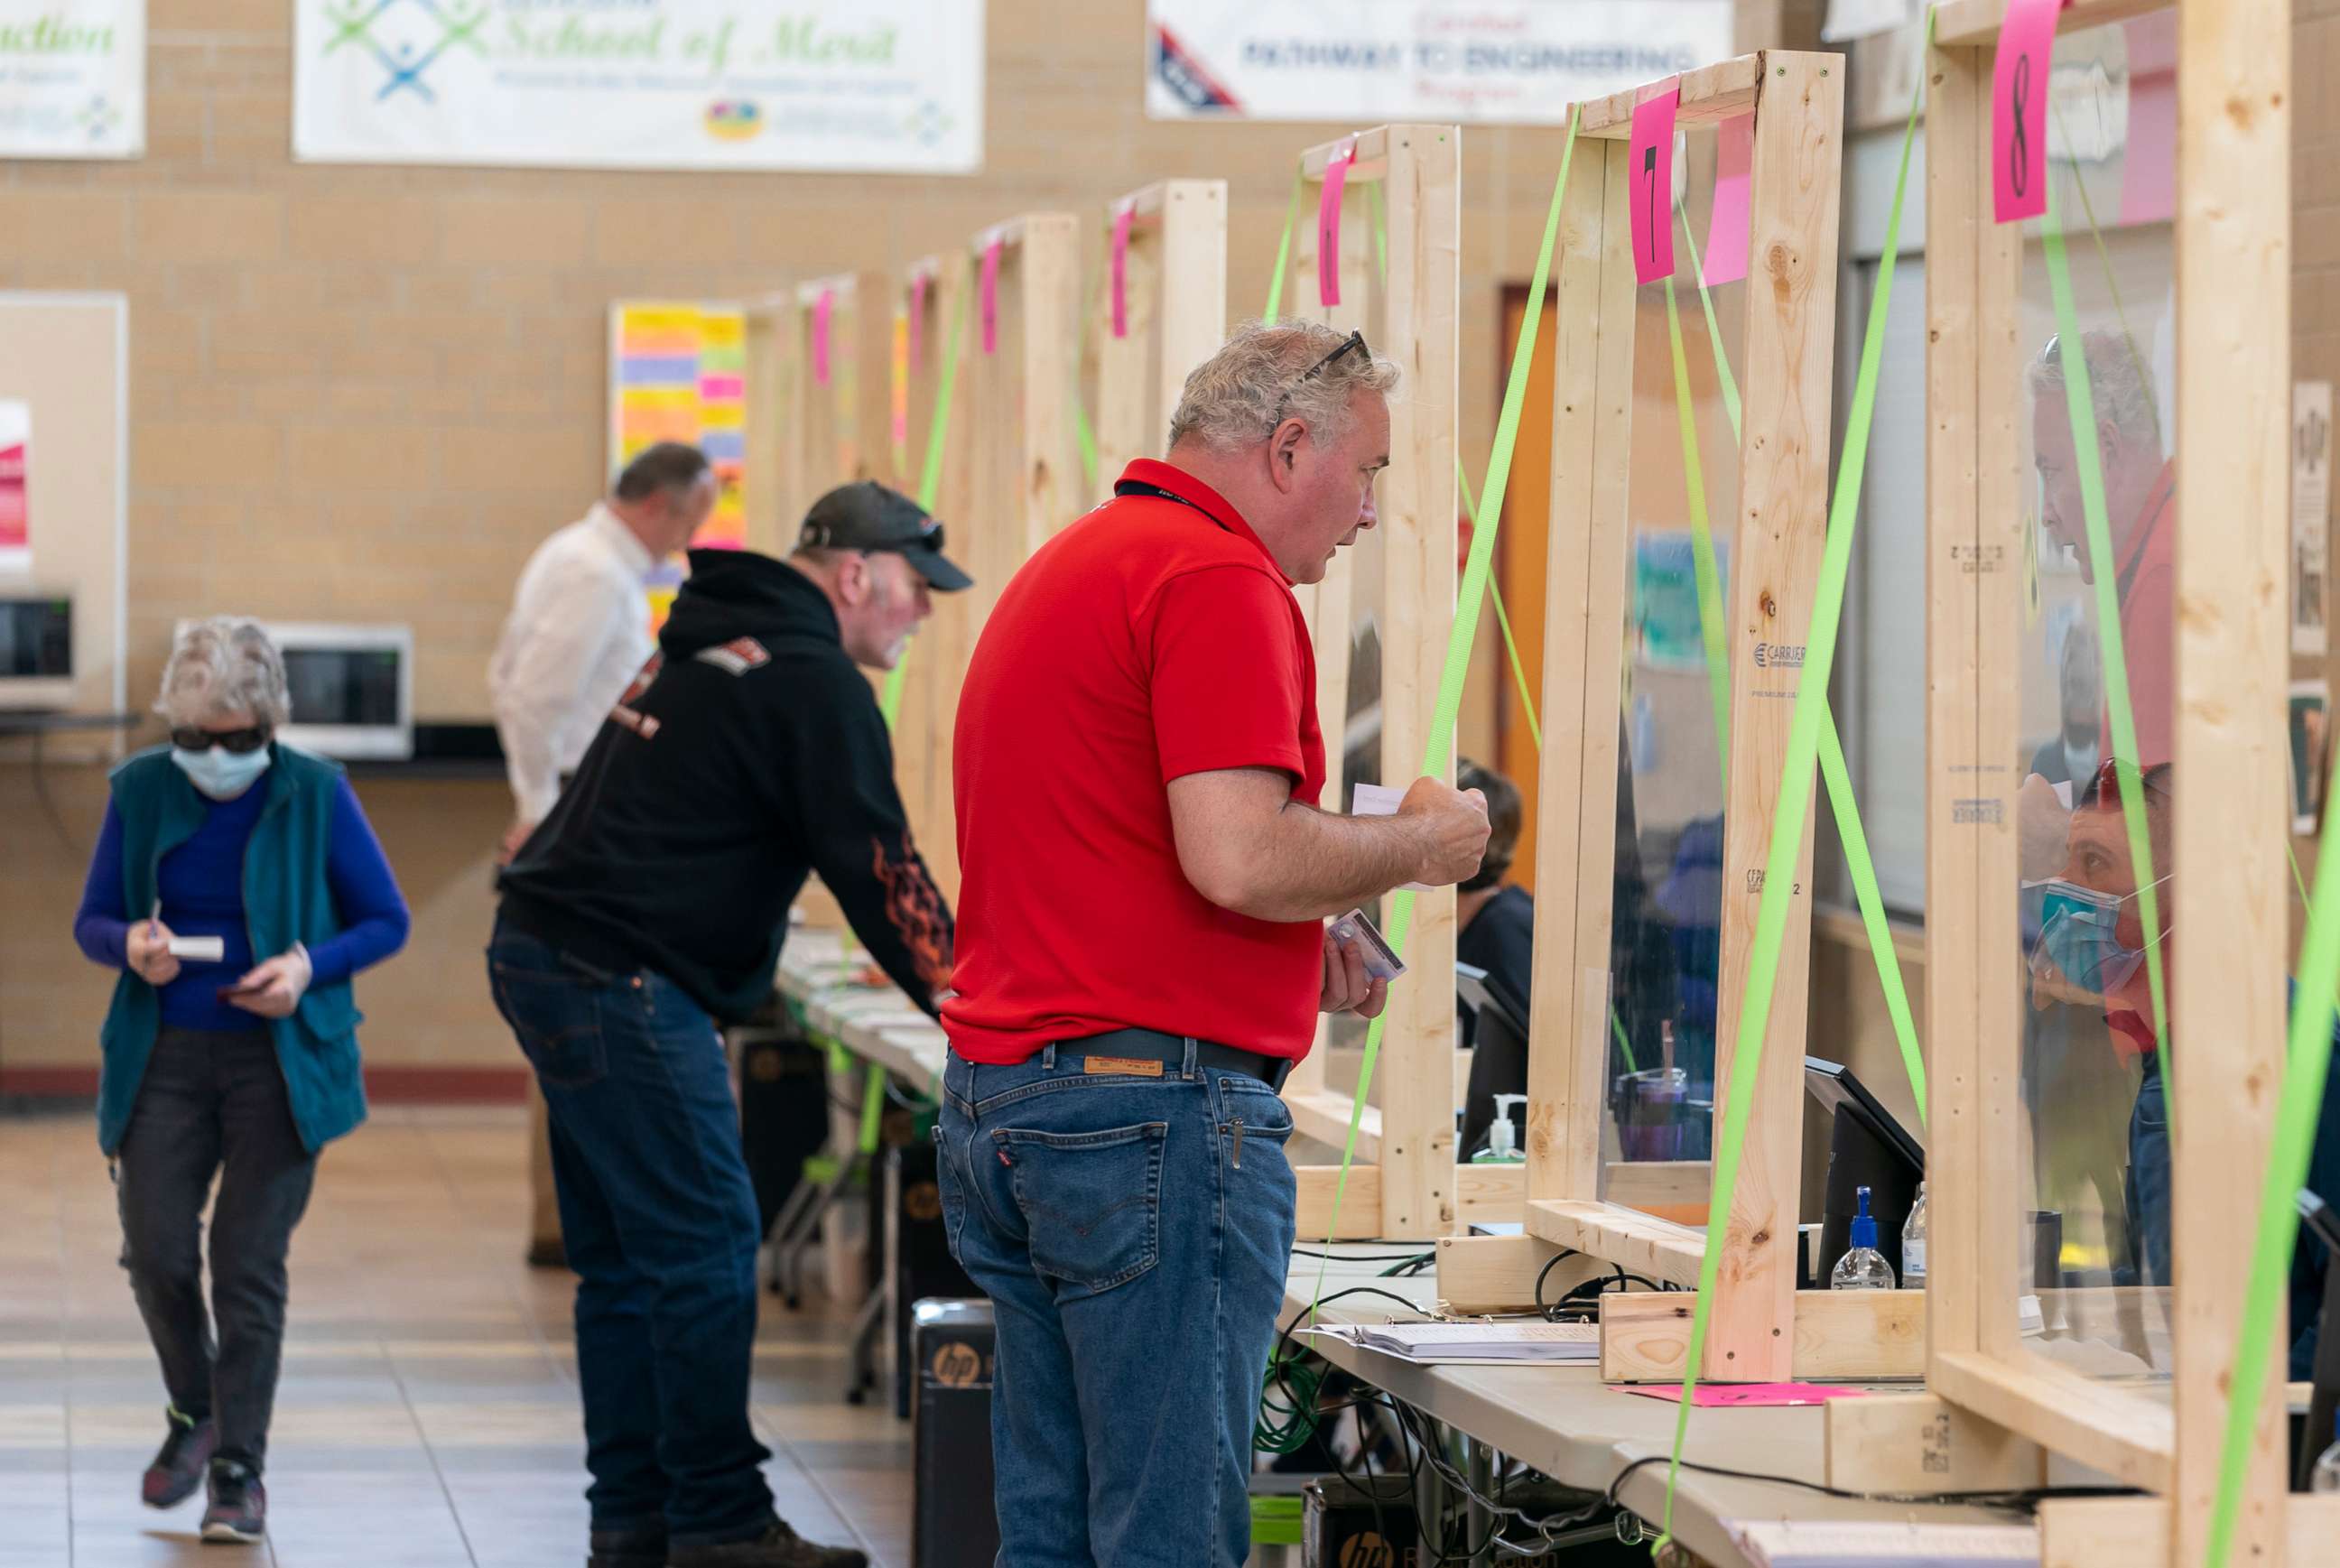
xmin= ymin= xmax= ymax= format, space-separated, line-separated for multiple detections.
xmin=1901 ymin=1181 xmax=1927 ymax=1289
xmin=1831 ymin=1185 xmax=1897 ymax=1291
xmin=1472 ymin=1094 xmax=1528 ymax=1164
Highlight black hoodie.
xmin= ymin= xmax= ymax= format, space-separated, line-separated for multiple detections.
xmin=497 ymin=548 xmax=952 ymax=1024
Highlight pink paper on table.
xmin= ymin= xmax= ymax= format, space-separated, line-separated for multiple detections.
xmin=1110 ymin=200 xmax=1135 ymax=339
xmin=1629 ymin=83 xmax=1679 ymax=285
xmin=1629 ymin=1382 xmax=1869 ymax=1408
xmin=1317 ymin=135 xmax=1356 ymax=309
xmin=908 ymin=272 xmax=927 ymax=366
xmin=811 ymin=289 xmax=834 ymax=386
xmin=1992 ymin=0 xmax=2066 ymax=224
xmin=979 ymin=237 xmax=1003 ymax=356
xmin=2118 ymin=14 xmax=2176 ymax=227
xmin=1702 ymin=114 xmax=1753 ymax=287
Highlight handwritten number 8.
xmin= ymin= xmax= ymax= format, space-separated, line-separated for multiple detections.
xmin=2009 ymin=53 xmax=2032 ymax=199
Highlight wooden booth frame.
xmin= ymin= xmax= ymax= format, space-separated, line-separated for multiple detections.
xmin=1888 ymin=0 xmax=2327 ymax=1560
xmin=1435 ymin=56 xmax=1878 ymax=1381
xmin=1091 ymin=180 xmax=1229 ymax=506
xmin=1259 ymin=125 xmax=1485 ymax=1242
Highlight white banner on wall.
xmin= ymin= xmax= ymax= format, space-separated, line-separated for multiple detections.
xmin=0 ymin=0 xmax=143 ymax=158
xmin=292 ymin=0 xmax=981 ymax=172
xmin=1147 ymin=0 xmax=1735 ymax=125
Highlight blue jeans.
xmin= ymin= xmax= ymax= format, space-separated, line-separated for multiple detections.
xmin=2127 ymin=1053 xmax=2172 ymax=1289
xmin=936 ymin=1042 xmax=1297 ymax=1568
xmin=487 ymin=922 xmax=773 ymax=1545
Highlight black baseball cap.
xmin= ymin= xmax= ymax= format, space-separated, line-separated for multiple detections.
xmin=797 ymin=481 xmax=972 ymax=592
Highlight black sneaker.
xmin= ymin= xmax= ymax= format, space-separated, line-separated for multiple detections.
xmin=200 ymin=1457 xmax=265 ymax=1545
xmin=141 ymin=1408 xmax=217 ymax=1509
xmin=590 ymin=1524 xmax=668 ymax=1568
xmin=666 ymin=1521 xmax=868 ymax=1568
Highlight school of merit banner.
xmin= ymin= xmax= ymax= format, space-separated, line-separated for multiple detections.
xmin=1147 ymin=0 xmax=1733 ymax=125
xmin=293 ymin=0 xmax=980 ymax=172
xmin=0 ymin=0 xmax=143 ymax=157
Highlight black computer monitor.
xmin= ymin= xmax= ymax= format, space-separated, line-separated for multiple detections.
xmin=1457 ymin=962 xmax=1530 ymax=1160
xmin=1806 ymin=1057 xmax=1927 ymax=1287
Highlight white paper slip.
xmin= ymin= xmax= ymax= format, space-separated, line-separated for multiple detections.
xmin=166 ymin=936 xmax=225 ymax=962
xmin=1349 ymin=783 xmax=1431 ymax=891
xmin=1303 ymin=1321 xmax=1600 ymax=1364
xmin=1727 ymin=1521 xmax=2038 ymax=1568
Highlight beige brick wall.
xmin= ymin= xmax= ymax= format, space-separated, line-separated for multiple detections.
xmin=0 ymin=0 xmax=1650 ymax=726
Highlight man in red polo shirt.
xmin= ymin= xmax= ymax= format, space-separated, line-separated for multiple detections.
xmin=938 ymin=321 xmax=1490 ymax=1565
xmin=2018 ymin=325 xmax=2176 ymax=883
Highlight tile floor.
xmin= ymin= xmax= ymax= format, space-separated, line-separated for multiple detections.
xmin=0 ymin=1107 xmax=913 ymax=1568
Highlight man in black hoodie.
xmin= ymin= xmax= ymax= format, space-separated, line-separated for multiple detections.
xmin=488 ymin=482 xmax=969 ymax=1568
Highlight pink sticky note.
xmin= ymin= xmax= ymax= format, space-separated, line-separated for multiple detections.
xmin=1110 ymin=200 xmax=1135 ymax=339
xmin=1630 ymin=83 xmax=1679 ymax=285
xmin=1317 ymin=134 xmax=1356 ymax=309
xmin=811 ymin=289 xmax=834 ymax=386
xmin=1992 ymin=0 xmax=2067 ymax=224
xmin=979 ymin=237 xmax=1002 ymax=356
xmin=909 ymin=272 xmax=928 ymax=366
xmin=2118 ymin=14 xmax=2176 ymax=227
xmin=1702 ymin=114 xmax=1753 ymax=288
xmin=1629 ymin=1382 xmax=1869 ymax=1408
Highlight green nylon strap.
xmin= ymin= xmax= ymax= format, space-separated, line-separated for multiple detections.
xmin=1657 ymin=29 xmax=1920 ymax=1544
xmin=1662 ymin=275 xmax=1732 ymax=791
xmin=858 ymin=1056 xmax=887 ymax=1156
xmin=1673 ymin=179 xmax=1927 ymax=1130
xmin=1454 ymin=464 xmax=1544 ymax=752
xmin=1367 ymin=180 xmax=1388 ymax=282
xmin=2207 ymin=809 xmax=2340 ymax=1567
xmin=1303 ymin=107 xmax=1583 ymax=1281
xmin=1262 ymin=161 xmax=1306 ymax=325
xmin=1674 ymin=205 xmax=1744 ymax=440
xmin=1071 ymin=222 xmax=1105 ymax=494
xmin=2039 ymin=182 xmax=2170 ymax=1055
xmin=878 ymin=283 xmax=971 ymax=732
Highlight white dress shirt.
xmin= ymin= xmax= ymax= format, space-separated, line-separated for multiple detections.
xmin=489 ymin=503 xmax=657 ymax=825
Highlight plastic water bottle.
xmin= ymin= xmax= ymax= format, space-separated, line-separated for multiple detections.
xmin=1902 ymin=1182 xmax=1928 ymax=1290
xmin=2313 ymin=1413 xmax=2340 ymax=1493
xmin=1831 ymin=1185 xmax=1897 ymax=1292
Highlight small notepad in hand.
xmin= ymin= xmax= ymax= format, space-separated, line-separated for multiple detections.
xmin=1351 ymin=783 xmax=1431 ymax=892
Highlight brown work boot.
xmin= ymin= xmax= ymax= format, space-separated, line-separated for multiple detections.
xmin=666 ymin=1521 xmax=868 ymax=1568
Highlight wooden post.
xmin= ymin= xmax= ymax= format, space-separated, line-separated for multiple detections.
xmin=793 ymin=271 xmax=900 ymax=501
xmin=1513 ymin=54 xmax=1843 ymax=1381
xmin=1093 ymin=181 xmax=1227 ymax=502
xmin=903 ymin=254 xmax=976 ymax=905
xmin=743 ymin=299 xmax=798 ymax=557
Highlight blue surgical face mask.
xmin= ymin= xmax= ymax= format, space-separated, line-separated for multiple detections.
xmin=2034 ymin=876 xmax=2169 ymax=996
xmin=172 ymin=743 xmax=272 ymax=802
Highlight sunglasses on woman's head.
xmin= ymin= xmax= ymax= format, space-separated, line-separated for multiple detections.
xmin=172 ymin=726 xmax=270 ymax=755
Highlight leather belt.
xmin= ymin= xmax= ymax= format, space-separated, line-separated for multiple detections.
xmin=1055 ymin=1027 xmax=1294 ymax=1091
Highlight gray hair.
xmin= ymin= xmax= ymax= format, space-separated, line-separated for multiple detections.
xmin=157 ymin=617 xmax=290 ymax=729
xmin=1166 ymin=320 xmax=1401 ymax=454
xmin=2027 ymin=327 xmax=2160 ymax=454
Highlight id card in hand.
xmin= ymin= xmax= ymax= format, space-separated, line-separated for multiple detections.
xmin=1329 ymin=908 xmax=1406 ymax=983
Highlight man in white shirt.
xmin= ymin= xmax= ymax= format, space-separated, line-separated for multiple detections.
xmin=490 ymin=441 xmax=714 ymax=1267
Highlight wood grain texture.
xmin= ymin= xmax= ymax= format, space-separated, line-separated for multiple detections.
xmin=1823 ymin=1394 xmax=2048 ymax=1494
xmin=1434 ymin=1233 xmax=1604 ymax=1313
xmin=2173 ymin=0 xmax=2293 ymax=1555
xmin=1598 ymin=1288 xmax=1924 ymax=1382
xmin=1370 ymin=125 xmax=1462 ymax=1238
xmin=1933 ymin=0 xmax=2171 ymax=50
xmin=1701 ymin=50 xmax=1843 ymax=1382
xmin=1524 ymin=1198 xmax=1707 ymax=1288
xmin=1574 ymin=54 xmax=1765 ymax=139
xmin=1093 ymin=180 xmax=1226 ymax=506
xmin=1526 ymin=139 xmax=1636 ymax=1205
xmin=2036 ymin=1496 xmax=2340 ymax=1568
xmin=1931 ymin=1350 xmax=2174 ymax=1492
xmin=906 ymin=254 xmax=975 ymax=905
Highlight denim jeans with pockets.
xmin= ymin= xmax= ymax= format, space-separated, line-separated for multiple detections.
xmin=936 ymin=1040 xmax=1297 ymax=1567
xmin=487 ymin=921 xmax=774 ymax=1546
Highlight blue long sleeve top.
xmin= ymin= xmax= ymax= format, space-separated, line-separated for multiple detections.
xmin=74 ymin=775 xmax=411 ymax=1032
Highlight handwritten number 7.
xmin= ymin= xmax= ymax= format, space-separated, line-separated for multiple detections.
xmin=1642 ymin=144 xmax=1659 ymax=259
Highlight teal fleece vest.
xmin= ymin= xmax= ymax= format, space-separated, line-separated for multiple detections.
xmin=96 ymin=743 xmax=367 ymax=1156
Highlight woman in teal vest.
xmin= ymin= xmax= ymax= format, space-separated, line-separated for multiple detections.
xmin=73 ymin=617 xmax=409 ymax=1546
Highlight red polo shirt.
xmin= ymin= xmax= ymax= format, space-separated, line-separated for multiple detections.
xmin=942 ymin=459 xmax=1328 ymax=1064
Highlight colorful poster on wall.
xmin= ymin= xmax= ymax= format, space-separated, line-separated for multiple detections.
xmin=1147 ymin=0 xmax=1732 ymax=124
xmin=0 ymin=0 xmax=142 ymax=157
xmin=609 ymin=302 xmax=748 ymax=626
xmin=0 ymin=400 xmax=25 ymax=573
xmin=292 ymin=0 xmax=980 ymax=172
